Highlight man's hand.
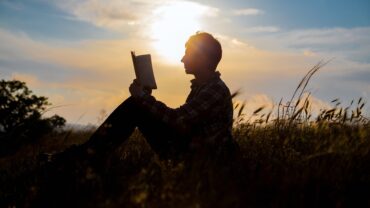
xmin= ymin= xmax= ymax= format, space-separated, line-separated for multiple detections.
xmin=129 ymin=79 xmax=153 ymax=97
xmin=129 ymin=79 xmax=144 ymax=97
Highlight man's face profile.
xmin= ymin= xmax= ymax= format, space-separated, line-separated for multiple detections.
xmin=181 ymin=46 xmax=194 ymax=74
xmin=181 ymin=44 xmax=206 ymax=75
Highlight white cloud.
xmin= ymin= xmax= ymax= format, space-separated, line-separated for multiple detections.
xmin=279 ymin=27 xmax=370 ymax=48
xmin=303 ymin=49 xmax=317 ymax=57
xmin=248 ymin=27 xmax=370 ymax=66
xmin=52 ymin=0 xmax=163 ymax=31
xmin=52 ymin=0 xmax=219 ymax=34
xmin=11 ymin=73 xmax=41 ymax=87
xmin=244 ymin=26 xmax=280 ymax=33
xmin=214 ymin=33 xmax=252 ymax=49
xmin=232 ymin=8 xmax=264 ymax=16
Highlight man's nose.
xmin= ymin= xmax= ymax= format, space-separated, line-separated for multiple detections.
xmin=181 ymin=56 xmax=185 ymax=63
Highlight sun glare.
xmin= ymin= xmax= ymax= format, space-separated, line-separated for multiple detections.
xmin=150 ymin=2 xmax=207 ymax=64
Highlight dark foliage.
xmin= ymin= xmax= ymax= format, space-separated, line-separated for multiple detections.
xmin=0 ymin=79 xmax=66 ymax=156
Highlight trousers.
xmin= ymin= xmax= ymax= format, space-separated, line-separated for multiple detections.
xmin=83 ymin=96 xmax=191 ymax=160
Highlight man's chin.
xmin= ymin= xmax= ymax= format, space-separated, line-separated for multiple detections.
xmin=185 ymin=69 xmax=193 ymax=74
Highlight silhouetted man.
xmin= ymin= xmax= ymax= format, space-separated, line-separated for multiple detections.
xmin=62 ymin=32 xmax=236 ymax=162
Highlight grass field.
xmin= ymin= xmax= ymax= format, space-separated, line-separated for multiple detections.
xmin=0 ymin=119 xmax=369 ymax=207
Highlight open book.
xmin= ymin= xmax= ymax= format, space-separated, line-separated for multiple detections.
xmin=131 ymin=51 xmax=157 ymax=89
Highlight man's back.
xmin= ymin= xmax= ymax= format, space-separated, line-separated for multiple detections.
xmin=184 ymin=71 xmax=233 ymax=145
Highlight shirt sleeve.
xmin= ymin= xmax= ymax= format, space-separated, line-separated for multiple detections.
xmin=134 ymin=83 xmax=225 ymax=132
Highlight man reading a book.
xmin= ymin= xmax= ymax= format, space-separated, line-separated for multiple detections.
xmin=60 ymin=32 xmax=237 ymax=163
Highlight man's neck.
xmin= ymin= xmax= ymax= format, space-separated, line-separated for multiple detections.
xmin=194 ymin=70 xmax=215 ymax=84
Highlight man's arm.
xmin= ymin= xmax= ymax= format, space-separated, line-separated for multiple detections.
xmin=135 ymin=82 xmax=226 ymax=132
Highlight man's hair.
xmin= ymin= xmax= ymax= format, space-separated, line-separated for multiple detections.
xmin=185 ymin=31 xmax=222 ymax=71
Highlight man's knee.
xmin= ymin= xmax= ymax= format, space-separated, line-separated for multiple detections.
xmin=117 ymin=96 xmax=138 ymax=111
xmin=113 ymin=96 xmax=145 ymax=120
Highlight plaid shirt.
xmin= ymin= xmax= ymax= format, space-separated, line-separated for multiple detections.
xmin=135 ymin=71 xmax=234 ymax=147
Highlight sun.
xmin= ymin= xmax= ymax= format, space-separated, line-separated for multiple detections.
xmin=150 ymin=2 xmax=207 ymax=64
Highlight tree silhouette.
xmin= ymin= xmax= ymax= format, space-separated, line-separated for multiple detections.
xmin=0 ymin=79 xmax=66 ymax=155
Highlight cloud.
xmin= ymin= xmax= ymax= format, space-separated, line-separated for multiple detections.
xmin=245 ymin=27 xmax=370 ymax=85
xmin=52 ymin=0 xmax=219 ymax=34
xmin=7 ymin=71 xmax=132 ymax=125
xmin=293 ymin=92 xmax=332 ymax=115
xmin=303 ymin=50 xmax=317 ymax=57
xmin=214 ymin=34 xmax=253 ymax=49
xmin=283 ymin=27 xmax=370 ymax=46
xmin=238 ymin=94 xmax=274 ymax=115
xmin=0 ymin=28 xmax=151 ymax=74
xmin=250 ymin=27 xmax=370 ymax=49
xmin=11 ymin=73 xmax=41 ymax=87
xmin=232 ymin=8 xmax=264 ymax=16
xmin=281 ymin=27 xmax=370 ymax=87
xmin=260 ymin=27 xmax=370 ymax=62
xmin=244 ymin=26 xmax=280 ymax=33
xmin=53 ymin=0 xmax=150 ymax=29
xmin=341 ymin=69 xmax=370 ymax=83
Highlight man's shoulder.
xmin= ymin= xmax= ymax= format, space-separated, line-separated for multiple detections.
xmin=206 ymin=76 xmax=231 ymax=95
xmin=192 ymin=77 xmax=231 ymax=103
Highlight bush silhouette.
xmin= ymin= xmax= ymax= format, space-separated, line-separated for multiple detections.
xmin=0 ymin=79 xmax=66 ymax=155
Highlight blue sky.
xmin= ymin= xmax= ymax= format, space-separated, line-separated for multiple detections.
xmin=231 ymin=0 xmax=370 ymax=28
xmin=0 ymin=0 xmax=369 ymax=124
xmin=0 ymin=0 xmax=118 ymax=41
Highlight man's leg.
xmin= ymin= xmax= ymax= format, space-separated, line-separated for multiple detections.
xmin=83 ymin=96 xmax=138 ymax=153
xmin=83 ymin=96 xmax=190 ymax=159
xmin=48 ymin=97 xmax=139 ymax=166
xmin=41 ymin=96 xmax=191 ymax=205
xmin=136 ymin=113 xmax=191 ymax=160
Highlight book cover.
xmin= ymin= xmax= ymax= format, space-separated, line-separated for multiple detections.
xmin=131 ymin=51 xmax=157 ymax=89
